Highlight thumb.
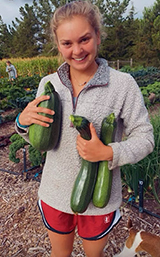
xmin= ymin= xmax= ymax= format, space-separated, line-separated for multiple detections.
xmin=90 ymin=123 xmax=97 ymax=139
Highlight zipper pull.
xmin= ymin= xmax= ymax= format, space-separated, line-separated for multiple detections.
xmin=70 ymin=96 xmax=76 ymax=127
xmin=70 ymin=111 xmax=75 ymax=127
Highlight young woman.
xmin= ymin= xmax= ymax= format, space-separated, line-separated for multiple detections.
xmin=15 ymin=1 xmax=154 ymax=257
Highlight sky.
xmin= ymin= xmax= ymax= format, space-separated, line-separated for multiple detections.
xmin=0 ymin=0 xmax=156 ymax=26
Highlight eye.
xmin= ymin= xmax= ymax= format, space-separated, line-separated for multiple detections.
xmin=81 ymin=37 xmax=90 ymax=43
xmin=61 ymin=41 xmax=72 ymax=47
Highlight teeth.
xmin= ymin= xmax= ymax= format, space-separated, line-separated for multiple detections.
xmin=74 ymin=56 xmax=85 ymax=61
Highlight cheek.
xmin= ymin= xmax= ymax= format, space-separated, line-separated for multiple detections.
xmin=87 ymin=39 xmax=99 ymax=52
xmin=88 ymin=43 xmax=99 ymax=55
xmin=63 ymin=51 xmax=71 ymax=60
xmin=58 ymin=47 xmax=70 ymax=59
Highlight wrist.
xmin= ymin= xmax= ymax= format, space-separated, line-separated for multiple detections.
xmin=102 ymin=145 xmax=113 ymax=161
xmin=16 ymin=113 xmax=29 ymax=128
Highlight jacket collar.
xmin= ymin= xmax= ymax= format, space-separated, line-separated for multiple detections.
xmin=57 ymin=58 xmax=109 ymax=89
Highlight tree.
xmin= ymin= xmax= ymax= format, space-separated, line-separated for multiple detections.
xmin=98 ymin=0 xmax=138 ymax=60
xmin=134 ymin=0 xmax=160 ymax=66
xmin=11 ymin=4 xmax=40 ymax=57
xmin=32 ymin=0 xmax=56 ymax=56
xmin=0 ymin=16 xmax=12 ymax=59
xmin=151 ymin=1 xmax=160 ymax=61
xmin=152 ymin=15 xmax=160 ymax=52
xmin=102 ymin=0 xmax=130 ymax=26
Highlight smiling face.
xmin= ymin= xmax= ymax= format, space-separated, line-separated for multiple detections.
xmin=56 ymin=15 xmax=101 ymax=73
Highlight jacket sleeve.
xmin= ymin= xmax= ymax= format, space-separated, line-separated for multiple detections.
xmin=108 ymin=75 xmax=154 ymax=170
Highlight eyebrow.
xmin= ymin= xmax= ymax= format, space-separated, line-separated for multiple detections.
xmin=59 ymin=32 xmax=91 ymax=43
xmin=79 ymin=32 xmax=91 ymax=40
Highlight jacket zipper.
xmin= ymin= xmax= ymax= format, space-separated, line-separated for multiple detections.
xmin=69 ymin=83 xmax=108 ymax=127
xmin=70 ymin=94 xmax=78 ymax=127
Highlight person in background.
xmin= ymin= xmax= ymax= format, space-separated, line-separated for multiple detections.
xmin=15 ymin=1 xmax=154 ymax=257
xmin=6 ymin=60 xmax=17 ymax=81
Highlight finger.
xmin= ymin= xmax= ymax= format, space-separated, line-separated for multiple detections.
xmin=77 ymin=134 xmax=87 ymax=148
xmin=90 ymin=123 xmax=97 ymax=138
xmin=20 ymin=110 xmax=54 ymax=127
xmin=76 ymin=144 xmax=86 ymax=159
xmin=27 ymin=111 xmax=54 ymax=126
xmin=35 ymin=106 xmax=55 ymax=116
xmin=32 ymin=95 xmax=51 ymax=106
xmin=34 ymin=113 xmax=54 ymax=123
xmin=31 ymin=119 xmax=51 ymax=127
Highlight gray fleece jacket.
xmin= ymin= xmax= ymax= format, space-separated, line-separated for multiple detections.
xmin=16 ymin=58 xmax=154 ymax=215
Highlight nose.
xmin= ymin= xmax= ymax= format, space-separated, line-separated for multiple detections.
xmin=72 ymin=43 xmax=83 ymax=55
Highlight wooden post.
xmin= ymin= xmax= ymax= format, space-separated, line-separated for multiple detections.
xmin=139 ymin=180 xmax=144 ymax=218
xmin=23 ymin=148 xmax=28 ymax=179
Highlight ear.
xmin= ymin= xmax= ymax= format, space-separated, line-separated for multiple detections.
xmin=126 ymin=228 xmax=138 ymax=249
xmin=127 ymin=216 xmax=133 ymax=229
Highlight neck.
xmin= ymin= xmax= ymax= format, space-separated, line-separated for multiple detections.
xmin=70 ymin=63 xmax=98 ymax=87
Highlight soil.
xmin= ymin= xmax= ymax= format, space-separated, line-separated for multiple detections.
xmin=0 ymin=106 xmax=160 ymax=257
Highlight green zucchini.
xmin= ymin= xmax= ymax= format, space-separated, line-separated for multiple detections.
xmin=70 ymin=115 xmax=98 ymax=213
xmin=29 ymin=81 xmax=62 ymax=151
xmin=92 ymin=113 xmax=116 ymax=208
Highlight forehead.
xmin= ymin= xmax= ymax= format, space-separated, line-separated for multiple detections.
xmin=56 ymin=15 xmax=95 ymax=40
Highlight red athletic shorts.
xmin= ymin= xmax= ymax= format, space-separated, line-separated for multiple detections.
xmin=38 ymin=199 xmax=121 ymax=240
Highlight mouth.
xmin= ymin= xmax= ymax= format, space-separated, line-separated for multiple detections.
xmin=73 ymin=55 xmax=87 ymax=62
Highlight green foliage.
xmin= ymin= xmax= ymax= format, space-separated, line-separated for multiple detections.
xmin=0 ymin=56 xmax=60 ymax=111
xmin=0 ymin=56 xmax=61 ymax=111
xmin=101 ymin=0 xmax=130 ymax=27
xmin=9 ymin=134 xmax=29 ymax=163
xmin=9 ymin=133 xmax=45 ymax=166
xmin=149 ymin=113 xmax=160 ymax=203
xmin=129 ymin=67 xmax=160 ymax=107
xmin=141 ymin=82 xmax=160 ymax=105
xmin=120 ymin=66 xmax=160 ymax=107
xmin=11 ymin=4 xmax=41 ymax=58
xmin=130 ymin=67 xmax=160 ymax=87
xmin=120 ymin=65 xmax=144 ymax=73
xmin=0 ymin=76 xmax=39 ymax=110
xmin=121 ymin=112 xmax=160 ymax=203
xmin=133 ymin=0 xmax=160 ymax=66
xmin=0 ymin=17 xmax=12 ymax=59
xmin=28 ymin=145 xmax=43 ymax=166
xmin=13 ymin=75 xmax=41 ymax=89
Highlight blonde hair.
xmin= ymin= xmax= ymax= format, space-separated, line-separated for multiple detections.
xmin=50 ymin=0 xmax=102 ymax=43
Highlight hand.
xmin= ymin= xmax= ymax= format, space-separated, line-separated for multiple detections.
xmin=19 ymin=95 xmax=55 ymax=127
xmin=76 ymin=123 xmax=113 ymax=162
